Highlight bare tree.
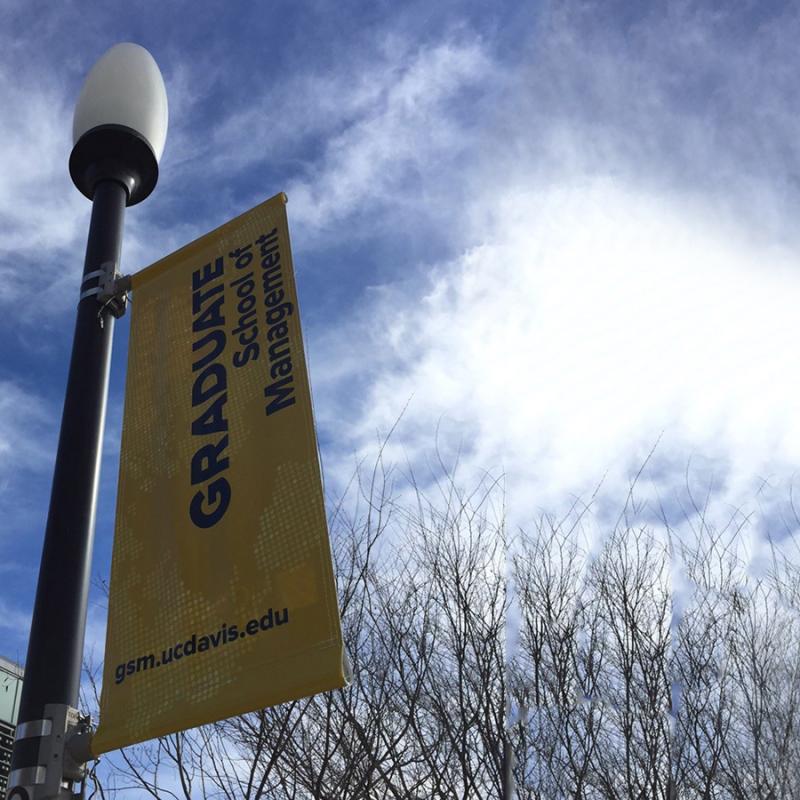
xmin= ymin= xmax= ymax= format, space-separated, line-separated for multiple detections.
xmin=87 ymin=460 xmax=800 ymax=800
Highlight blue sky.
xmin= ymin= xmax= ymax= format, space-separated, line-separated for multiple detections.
xmin=1 ymin=0 xmax=799 ymax=706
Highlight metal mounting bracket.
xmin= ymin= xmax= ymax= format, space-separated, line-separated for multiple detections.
xmin=6 ymin=705 xmax=92 ymax=800
xmin=78 ymin=261 xmax=130 ymax=319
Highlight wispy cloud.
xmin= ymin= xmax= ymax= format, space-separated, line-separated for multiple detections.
xmin=317 ymin=177 xmax=799 ymax=507
xmin=196 ymin=33 xmax=494 ymax=244
xmin=486 ymin=2 xmax=800 ymax=241
xmin=0 ymin=382 xmax=54 ymax=477
xmin=284 ymin=37 xmax=492 ymax=234
xmin=0 ymin=67 xmax=89 ymax=312
xmin=307 ymin=2 xmax=800 ymax=526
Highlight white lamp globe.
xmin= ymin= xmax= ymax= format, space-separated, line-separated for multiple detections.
xmin=70 ymin=43 xmax=168 ymax=205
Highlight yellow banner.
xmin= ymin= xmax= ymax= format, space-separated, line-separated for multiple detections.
xmin=92 ymin=193 xmax=346 ymax=755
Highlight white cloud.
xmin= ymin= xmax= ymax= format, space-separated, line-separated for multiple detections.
xmin=490 ymin=2 xmax=800 ymax=247
xmin=0 ymin=64 xmax=91 ymax=311
xmin=0 ymin=382 xmax=54 ymax=478
xmin=285 ymin=37 xmax=490 ymax=231
xmin=297 ymin=2 xmax=800 ymax=532
xmin=315 ymin=176 xmax=800 ymax=525
xmin=204 ymin=34 xmax=493 ymax=242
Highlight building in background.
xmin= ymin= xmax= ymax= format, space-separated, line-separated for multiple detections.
xmin=0 ymin=657 xmax=23 ymax=796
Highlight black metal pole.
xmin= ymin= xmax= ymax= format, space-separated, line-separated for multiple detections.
xmin=9 ymin=179 xmax=127 ymax=790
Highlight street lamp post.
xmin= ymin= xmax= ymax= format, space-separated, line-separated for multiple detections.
xmin=7 ymin=44 xmax=167 ymax=800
